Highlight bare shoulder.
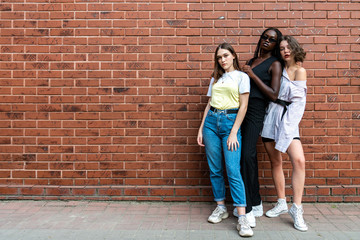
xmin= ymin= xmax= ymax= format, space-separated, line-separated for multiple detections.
xmin=295 ymin=66 xmax=307 ymax=81
xmin=271 ymin=60 xmax=282 ymax=68
xmin=270 ymin=60 xmax=282 ymax=74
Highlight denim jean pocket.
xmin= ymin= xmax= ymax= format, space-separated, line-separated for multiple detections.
xmin=207 ymin=109 xmax=215 ymax=116
xmin=226 ymin=113 xmax=236 ymax=122
xmin=204 ymin=111 xmax=216 ymax=128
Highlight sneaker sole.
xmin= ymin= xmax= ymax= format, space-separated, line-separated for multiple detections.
xmin=239 ymin=232 xmax=254 ymax=237
xmin=237 ymin=226 xmax=254 ymax=237
xmin=208 ymin=212 xmax=229 ymax=224
xmin=237 ymin=225 xmax=254 ymax=237
xmin=294 ymin=224 xmax=308 ymax=232
xmin=265 ymin=209 xmax=288 ymax=218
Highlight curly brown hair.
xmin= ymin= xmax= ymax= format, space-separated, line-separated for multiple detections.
xmin=280 ymin=35 xmax=306 ymax=63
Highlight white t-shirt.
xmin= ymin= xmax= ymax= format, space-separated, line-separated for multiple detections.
xmin=207 ymin=70 xmax=250 ymax=110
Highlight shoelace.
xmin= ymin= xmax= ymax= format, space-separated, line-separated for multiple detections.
xmin=212 ymin=206 xmax=225 ymax=216
xmin=294 ymin=207 xmax=305 ymax=225
xmin=238 ymin=216 xmax=250 ymax=229
xmin=272 ymin=201 xmax=285 ymax=212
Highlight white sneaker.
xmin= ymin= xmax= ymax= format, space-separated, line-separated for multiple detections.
xmin=233 ymin=207 xmax=239 ymax=217
xmin=289 ymin=204 xmax=308 ymax=232
xmin=237 ymin=215 xmax=254 ymax=237
xmin=252 ymin=201 xmax=263 ymax=217
xmin=234 ymin=209 xmax=256 ymax=228
xmin=208 ymin=205 xmax=229 ymax=224
xmin=246 ymin=210 xmax=256 ymax=228
xmin=265 ymin=198 xmax=288 ymax=218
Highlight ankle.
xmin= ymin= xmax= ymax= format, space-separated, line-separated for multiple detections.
xmin=292 ymin=203 xmax=302 ymax=209
xmin=217 ymin=204 xmax=226 ymax=210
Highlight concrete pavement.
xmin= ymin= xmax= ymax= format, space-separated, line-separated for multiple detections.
xmin=0 ymin=200 xmax=359 ymax=239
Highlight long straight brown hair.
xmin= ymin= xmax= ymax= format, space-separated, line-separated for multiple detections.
xmin=211 ymin=43 xmax=241 ymax=83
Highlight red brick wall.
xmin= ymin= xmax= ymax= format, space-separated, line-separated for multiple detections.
xmin=0 ymin=1 xmax=359 ymax=202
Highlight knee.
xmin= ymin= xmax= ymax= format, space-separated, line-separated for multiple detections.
xmin=210 ymin=167 xmax=223 ymax=176
xmin=227 ymin=173 xmax=243 ymax=185
xmin=270 ymin=156 xmax=282 ymax=168
xmin=292 ymin=156 xmax=305 ymax=170
xmin=226 ymin=166 xmax=241 ymax=180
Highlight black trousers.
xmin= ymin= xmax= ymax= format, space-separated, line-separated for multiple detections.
xmin=241 ymin=98 xmax=267 ymax=213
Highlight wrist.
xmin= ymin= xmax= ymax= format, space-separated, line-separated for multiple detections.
xmin=230 ymin=130 xmax=237 ymax=135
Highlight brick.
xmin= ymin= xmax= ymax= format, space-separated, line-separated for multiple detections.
xmin=72 ymin=188 xmax=96 ymax=196
xmin=163 ymin=3 xmax=187 ymax=11
xmin=339 ymin=19 xmax=360 ymax=27
xmin=175 ymin=188 xmax=200 ymax=196
xmin=340 ymin=170 xmax=360 ymax=177
xmin=20 ymin=187 xmax=44 ymax=196
xmin=290 ymin=19 xmax=314 ymax=27
xmin=290 ymin=3 xmax=314 ymax=10
xmin=152 ymin=11 xmax=175 ymax=19
xmin=150 ymin=188 xmax=174 ymax=196
xmin=339 ymin=3 xmax=360 ymax=11
xmin=0 ymin=187 xmax=17 ymax=195
xmin=277 ymin=11 xmax=302 ymax=19
xmin=47 ymin=188 xmax=70 ymax=196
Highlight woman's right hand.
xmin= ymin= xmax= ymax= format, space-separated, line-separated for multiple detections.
xmin=197 ymin=130 xmax=205 ymax=146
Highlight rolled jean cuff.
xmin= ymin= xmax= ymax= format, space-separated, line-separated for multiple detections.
xmin=233 ymin=203 xmax=247 ymax=207
xmin=214 ymin=197 xmax=225 ymax=202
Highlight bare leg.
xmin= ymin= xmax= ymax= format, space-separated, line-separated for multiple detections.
xmin=236 ymin=206 xmax=246 ymax=216
xmin=287 ymin=139 xmax=306 ymax=206
xmin=264 ymin=141 xmax=285 ymax=199
xmin=217 ymin=201 xmax=245 ymax=217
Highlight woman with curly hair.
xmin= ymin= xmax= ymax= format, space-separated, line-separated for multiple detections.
xmin=261 ymin=35 xmax=308 ymax=232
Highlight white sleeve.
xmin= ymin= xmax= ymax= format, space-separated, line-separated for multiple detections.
xmin=206 ymin=77 xmax=215 ymax=97
xmin=238 ymin=72 xmax=250 ymax=94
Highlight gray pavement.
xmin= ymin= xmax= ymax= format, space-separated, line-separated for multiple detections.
xmin=0 ymin=200 xmax=359 ymax=240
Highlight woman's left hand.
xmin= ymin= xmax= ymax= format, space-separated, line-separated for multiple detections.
xmin=227 ymin=132 xmax=239 ymax=151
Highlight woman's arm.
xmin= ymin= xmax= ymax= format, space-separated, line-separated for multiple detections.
xmin=197 ymin=98 xmax=211 ymax=147
xmin=227 ymin=93 xmax=249 ymax=151
xmin=242 ymin=61 xmax=282 ymax=101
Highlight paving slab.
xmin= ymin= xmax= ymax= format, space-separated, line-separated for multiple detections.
xmin=0 ymin=201 xmax=359 ymax=240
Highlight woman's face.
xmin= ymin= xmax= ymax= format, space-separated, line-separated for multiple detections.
xmin=279 ymin=40 xmax=292 ymax=62
xmin=260 ymin=30 xmax=278 ymax=52
xmin=217 ymin=48 xmax=235 ymax=72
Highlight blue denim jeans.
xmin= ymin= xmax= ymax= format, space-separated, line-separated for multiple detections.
xmin=203 ymin=109 xmax=246 ymax=207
